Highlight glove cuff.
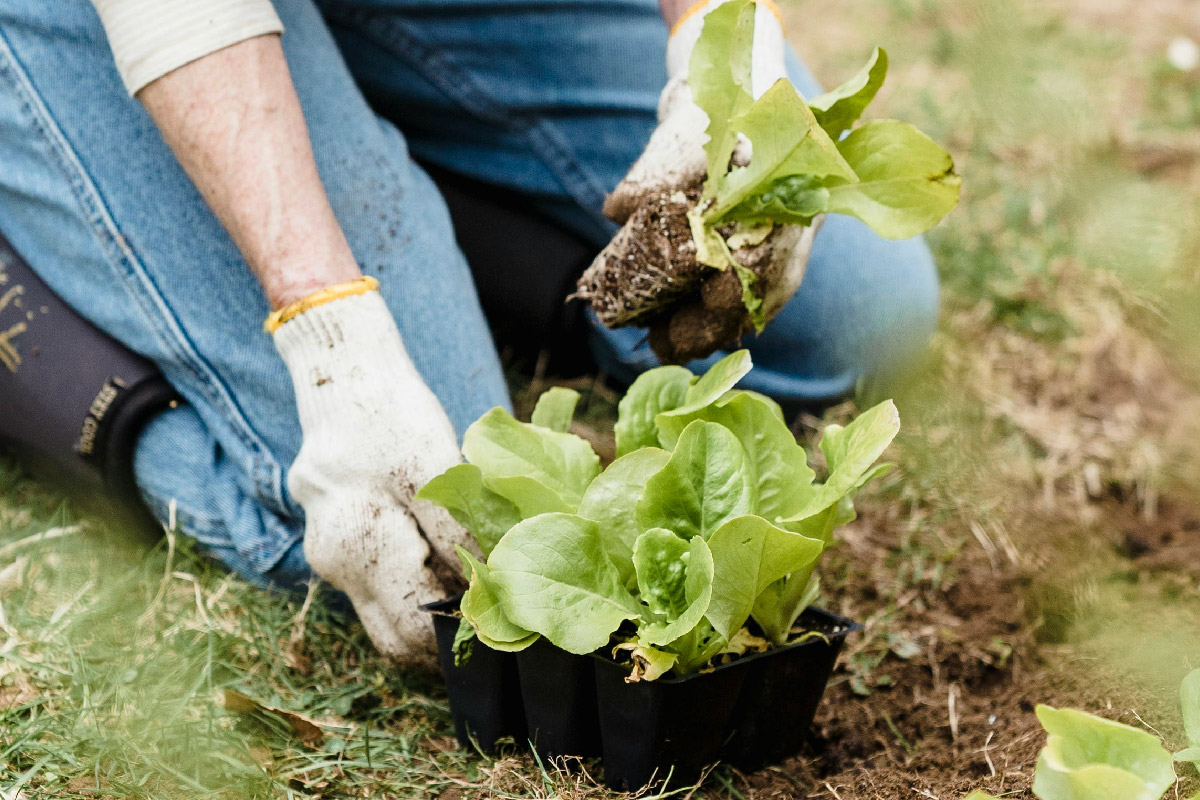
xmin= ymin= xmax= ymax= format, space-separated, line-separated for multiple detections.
xmin=666 ymin=0 xmax=786 ymax=98
xmin=264 ymin=275 xmax=380 ymax=333
xmin=272 ymin=288 xmax=419 ymax=432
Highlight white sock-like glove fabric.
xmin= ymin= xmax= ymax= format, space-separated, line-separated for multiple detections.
xmin=273 ymin=288 xmax=475 ymax=666
xmin=604 ymin=0 xmax=787 ymax=222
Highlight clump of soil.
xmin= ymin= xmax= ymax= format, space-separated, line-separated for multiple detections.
xmin=575 ymin=188 xmax=782 ymax=364
xmin=574 ymin=189 xmax=706 ymax=329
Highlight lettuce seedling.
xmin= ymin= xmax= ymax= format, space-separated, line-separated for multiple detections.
xmin=687 ymin=0 xmax=961 ymax=329
xmin=577 ymin=0 xmax=961 ymax=359
xmin=967 ymin=672 xmax=1200 ymax=800
xmin=1175 ymin=668 xmax=1200 ymax=771
xmin=1032 ymin=705 xmax=1176 ymax=800
xmin=419 ymin=351 xmax=899 ymax=679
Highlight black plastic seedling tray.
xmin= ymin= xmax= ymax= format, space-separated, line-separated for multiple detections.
xmin=517 ymin=638 xmax=603 ymax=760
xmin=719 ymin=608 xmax=859 ymax=772
xmin=423 ymin=596 xmax=526 ymax=753
xmin=426 ymin=595 xmax=859 ymax=789
xmin=594 ymin=608 xmax=860 ymax=789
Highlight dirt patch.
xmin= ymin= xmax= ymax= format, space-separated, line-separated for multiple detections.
xmin=1110 ymin=495 xmax=1200 ymax=578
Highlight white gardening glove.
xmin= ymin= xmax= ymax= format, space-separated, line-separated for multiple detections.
xmin=586 ymin=0 xmax=821 ymax=364
xmin=270 ymin=279 xmax=475 ymax=668
xmin=604 ymin=0 xmax=787 ymax=222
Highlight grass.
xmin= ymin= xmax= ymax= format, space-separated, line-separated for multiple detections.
xmin=4 ymin=0 xmax=1200 ymax=796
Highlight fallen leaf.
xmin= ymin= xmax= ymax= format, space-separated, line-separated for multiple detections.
xmin=222 ymin=689 xmax=324 ymax=747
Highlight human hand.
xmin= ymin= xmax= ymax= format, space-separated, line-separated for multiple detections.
xmin=580 ymin=0 xmax=821 ymax=364
xmin=270 ymin=281 xmax=473 ymax=668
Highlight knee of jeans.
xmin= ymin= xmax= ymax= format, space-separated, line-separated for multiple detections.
xmin=586 ymin=222 xmax=941 ymax=400
xmin=827 ymin=228 xmax=940 ymax=391
xmin=134 ymin=404 xmax=305 ymax=580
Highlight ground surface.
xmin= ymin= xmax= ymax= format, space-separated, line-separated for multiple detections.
xmin=3 ymin=0 xmax=1200 ymax=797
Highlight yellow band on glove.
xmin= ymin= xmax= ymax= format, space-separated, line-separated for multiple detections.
xmin=670 ymin=0 xmax=782 ymax=36
xmin=264 ymin=276 xmax=381 ymax=333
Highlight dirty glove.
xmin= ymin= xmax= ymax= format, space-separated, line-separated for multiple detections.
xmin=580 ymin=0 xmax=820 ymax=364
xmin=269 ymin=278 xmax=474 ymax=668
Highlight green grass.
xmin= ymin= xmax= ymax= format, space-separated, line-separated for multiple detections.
xmin=4 ymin=0 xmax=1200 ymax=796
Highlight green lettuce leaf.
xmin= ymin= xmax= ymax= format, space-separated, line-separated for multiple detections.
xmin=416 ymin=463 xmax=520 ymax=557
xmin=808 ymin=47 xmax=889 ymax=140
xmin=486 ymin=513 xmax=639 ymax=654
xmin=452 ymin=618 xmax=476 ymax=665
xmin=656 ymin=349 xmax=754 ymax=441
xmin=462 ymin=407 xmax=600 ymax=508
xmin=637 ymin=420 xmax=755 ymax=541
xmin=658 ymin=390 xmax=814 ymax=521
xmin=722 ymin=174 xmax=829 ymax=226
xmin=634 ymin=529 xmax=715 ymax=647
xmin=704 ymin=515 xmax=824 ymax=642
xmin=785 ymin=399 xmax=900 ymax=524
xmin=752 ymin=570 xmax=820 ymax=646
xmin=686 ymin=7 xmax=958 ymax=279
xmin=614 ymin=365 xmax=694 ymax=457
xmin=689 ymin=0 xmax=756 ymax=192
xmin=1176 ymin=669 xmax=1200 ymax=769
xmin=709 ymin=80 xmax=856 ymax=221
xmin=826 ymin=120 xmax=962 ymax=240
xmin=457 ymin=547 xmax=538 ymax=651
xmin=1033 ymin=705 xmax=1176 ymax=800
xmin=482 ymin=475 xmax=572 ymax=518
xmin=576 ymin=448 xmax=673 ymax=586
xmin=530 ymin=386 xmax=580 ymax=433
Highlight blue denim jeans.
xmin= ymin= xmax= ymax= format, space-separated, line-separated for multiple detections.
xmin=0 ymin=0 xmax=937 ymax=586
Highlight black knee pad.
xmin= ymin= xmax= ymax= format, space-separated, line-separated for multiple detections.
xmin=0 ymin=233 xmax=178 ymax=508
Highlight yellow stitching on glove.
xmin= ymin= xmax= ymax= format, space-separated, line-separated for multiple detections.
xmin=264 ymin=276 xmax=380 ymax=333
xmin=670 ymin=0 xmax=782 ymax=37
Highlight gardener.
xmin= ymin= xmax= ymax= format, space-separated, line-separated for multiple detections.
xmin=0 ymin=0 xmax=936 ymax=665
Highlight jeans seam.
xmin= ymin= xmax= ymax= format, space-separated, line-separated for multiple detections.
xmin=0 ymin=31 xmax=291 ymax=522
xmin=321 ymin=3 xmax=614 ymax=227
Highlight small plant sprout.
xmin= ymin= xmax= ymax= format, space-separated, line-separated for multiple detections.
xmin=1031 ymin=705 xmax=1176 ymax=800
xmin=1176 ymin=668 xmax=1200 ymax=772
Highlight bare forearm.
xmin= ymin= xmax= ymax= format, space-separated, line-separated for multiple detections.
xmin=138 ymin=36 xmax=359 ymax=309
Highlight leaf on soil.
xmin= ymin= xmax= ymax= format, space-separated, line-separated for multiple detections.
xmin=222 ymin=689 xmax=325 ymax=748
